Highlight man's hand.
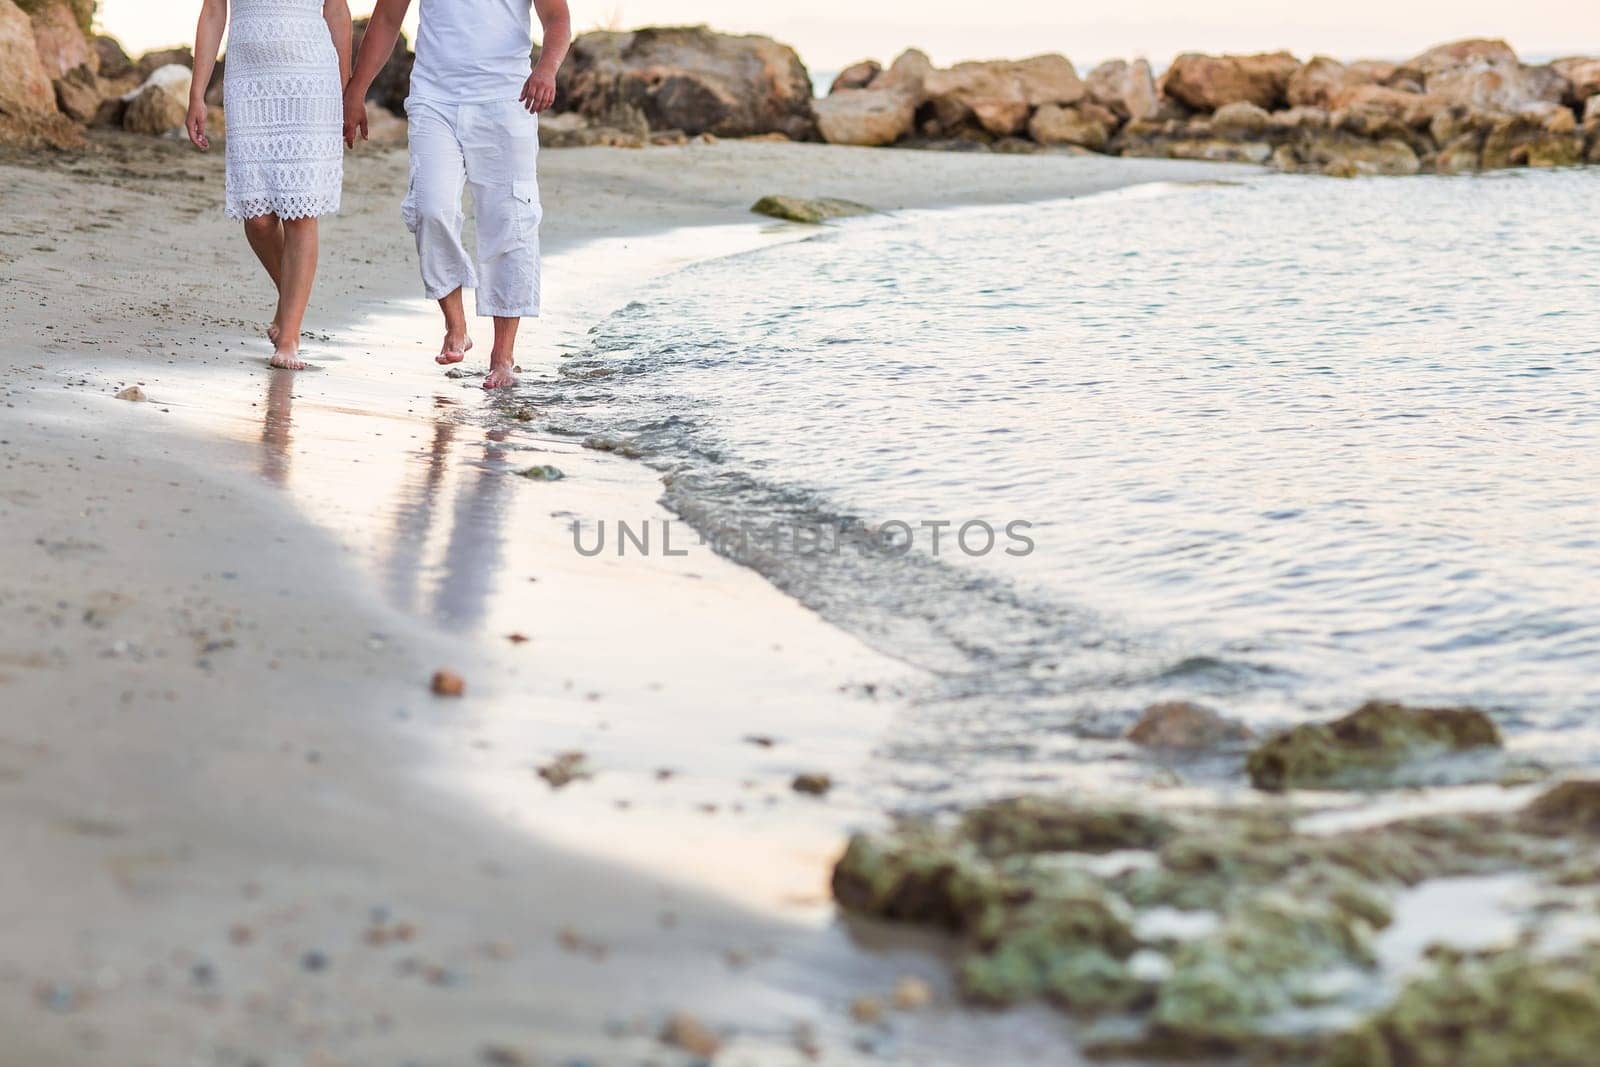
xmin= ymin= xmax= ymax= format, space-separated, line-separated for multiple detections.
xmin=343 ymin=87 xmax=369 ymax=148
xmin=520 ymin=69 xmax=556 ymax=113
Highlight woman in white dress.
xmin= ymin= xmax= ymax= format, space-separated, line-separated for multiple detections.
xmin=186 ymin=0 xmax=351 ymax=370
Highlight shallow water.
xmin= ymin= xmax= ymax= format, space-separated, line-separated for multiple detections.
xmin=527 ymin=170 xmax=1600 ymax=808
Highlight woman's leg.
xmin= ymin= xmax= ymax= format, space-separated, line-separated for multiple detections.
xmin=270 ymin=216 xmax=319 ymax=370
xmin=242 ymin=214 xmax=286 ymax=343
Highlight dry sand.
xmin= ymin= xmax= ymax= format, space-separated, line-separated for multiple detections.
xmin=0 ymin=132 xmax=1253 ymax=1065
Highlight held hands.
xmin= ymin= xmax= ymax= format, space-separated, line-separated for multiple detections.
xmin=520 ymin=69 xmax=556 ymax=113
xmin=343 ymin=87 xmax=368 ymax=148
xmin=186 ymin=100 xmax=210 ymax=150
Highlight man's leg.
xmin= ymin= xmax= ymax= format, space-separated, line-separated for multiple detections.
xmin=404 ymin=103 xmax=478 ymax=365
xmin=461 ymin=101 xmax=542 ymax=391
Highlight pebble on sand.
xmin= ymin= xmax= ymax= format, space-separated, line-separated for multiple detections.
xmin=892 ymin=975 xmax=933 ymax=1010
xmin=660 ymin=1012 xmax=722 ymax=1058
xmin=792 ymin=773 xmax=832 ymax=795
xmin=115 ymin=385 xmax=146 ymax=401
xmin=430 ymin=669 xmax=466 ymax=697
xmin=850 ymin=995 xmax=885 ymax=1024
xmin=538 ymin=751 xmax=593 ymax=788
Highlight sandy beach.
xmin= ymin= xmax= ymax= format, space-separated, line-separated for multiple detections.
xmin=0 ymin=133 xmax=1253 ymax=1064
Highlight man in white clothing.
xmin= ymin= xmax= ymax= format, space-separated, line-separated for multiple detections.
xmin=344 ymin=0 xmax=571 ymax=389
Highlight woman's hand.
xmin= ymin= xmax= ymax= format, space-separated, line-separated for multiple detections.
xmin=186 ymin=100 xmax=210 ymax=150
xmin=343 ymin=86 xmax=369 ymax=148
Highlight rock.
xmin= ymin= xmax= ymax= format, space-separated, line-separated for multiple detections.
xmin=922 ymin=54 xmax=1084 ymax=137
xmin=557 ymin=26 xmax=817 ymax=140
xmin=1286 ymin=55 xmax=1385 ymax=109
xmin=516 ymin=464 xmax=565 ymax=480
xmin=1325 ymin=944 xmax=1600 ymax=1067
xmin=1482 ymin=108 xmax=1585 ymax=168
xmin=51 ymin=62 xmax=97 ymax=122
xmin=1267 ymin=105 xmax=1330 ymax=132
xmin=1127 ymin=701 xmax=1253 ymax=750
xmin=1434 ymin=134 xmax=1483 ymax=174
xmin=134 ymin=45 xmax=191 ymax=80
xmin=1211 ymin=100 xmax=1271 ymax=136
xmin=122 ymin=64 xmax=191 ymax=135
xmin=537 ymin=751 xmax=592 ymax=789
xmin=1328 ymin=84 xmax=1436 ymax=138
xmin=892 ymin=975 xmax=932 ymax=1010
xmin=1084 ymin=58 xmax=1159 ymax=121
xmin=0 ymin=0 xmax=58 ymax=121
xmin=1426 ymin=58 xmax=1565 ymax=113
xmin=1161 ymin=51 xmax=1301 ymax=111
xmin=960 ymin=795 xmax=1172 ymax=856
xmin=660 ymin=1013 xmax=721 ymax=1058
xmin=1027 ymin=102 xmax=1116 ymax=150
xmin=429 ymin=669 xmax=465 ymax=696
xmin=1404 ymin=37 xmax=1519 ymax=78
xmin=538 ymin=108 xmax=647 ymax=148
xmin=850 ymin=995 xmax=884 ymax=1023
xmin=1521 ymin=780 xmax=1600 ymax=836
xmin=28 ymin=0 xmax=91 ymax=80
xmin=1276 ymin=130 xmax=1421 ymax=176
xmin=829 ymin=59 xmax=880 ymax=94
xmin=869 ymin=48 xmax=934 ymax=100
xmin=115 ymin=385 xmax=145 ymax=401
xmin=750 ymin=195 xmax=872 ymax=224
xmin=814 ymin=86 xmax=914 ymax=146
xmin=1246 ymin=700 xmax=1500 ymax=791
xmin=792 ymin=772 xmax=831 ymax=795
xmin=88 ymin=93 xmax=125 ymax=128
xmin=363 ymin=103 xmax=407 ymax=145
xmin=351 ymin=16 xmax=414 ymax=116
xmin=93 ymin=34 xmax=132 ymax=80
xmin=1552 ymin=57 xmax=1600 ymax=105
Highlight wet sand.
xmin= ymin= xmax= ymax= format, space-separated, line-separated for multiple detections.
xmin=0 ymin=132 xmax=1252 ymax=1064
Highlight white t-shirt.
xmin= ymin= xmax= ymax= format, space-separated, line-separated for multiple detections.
xmin=407 ymin=0 xmax=534 ymax=106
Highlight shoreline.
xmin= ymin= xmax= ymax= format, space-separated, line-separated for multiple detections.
xmin=0 ymin=132 xmax=1255 ymax=1062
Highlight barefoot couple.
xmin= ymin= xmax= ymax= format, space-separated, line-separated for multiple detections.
xmin=186 ymin=0 xmax=571 ymax=389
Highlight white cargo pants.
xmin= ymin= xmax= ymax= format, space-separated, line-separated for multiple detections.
xmin=402 ymin=99 xmax=542 ymax=319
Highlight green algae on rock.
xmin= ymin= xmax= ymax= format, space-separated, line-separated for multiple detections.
xmin=1246 ymin=700 xmax=1502 ymax=791
xmin=750 ymin=195 xmax=875 ymax=223
xmin=833 ymin=781 xmax=1600 ymax=1060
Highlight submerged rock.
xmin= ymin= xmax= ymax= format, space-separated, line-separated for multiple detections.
xmin=1246 ymin=700 xmax=1500 ymax=791
xmin=516 ymin=464 xmax=565 ymax=481
xmin=750 ymin=195 xmax=873 ymax=223
xmin=1128 ymin=701 xmax=1253 ymax=750
xmin=960 ymin=796 xmax=1173 ymax=856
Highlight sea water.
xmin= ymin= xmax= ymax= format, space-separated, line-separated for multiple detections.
xmin=524 ymin=170 xmax=1600 ymax=806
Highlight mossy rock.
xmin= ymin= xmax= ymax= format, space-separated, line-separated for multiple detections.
xmin=831 ymin=828 xmax=1013 ymax=937
xmin=960 ymin=796 xmax=1174 ymax=857
xmin=1520 ymin=779 xmax=1600 ymax=836
xmin=1246 ymin=700 xmax=1501 ymax=791
xmin=516 ymin=465 xmax=565 ymax=481
xmin=1325 ymin=945 xmax=1600 ymax=1067
xmin=750 ymin=195 xmax=874 ymax=224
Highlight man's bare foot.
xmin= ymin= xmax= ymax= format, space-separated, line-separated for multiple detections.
xmin=482 ymin=364 xmax=518 ymax=390
xmin=437 ymin=334 xmax=473 ymax=366
xmin=269 ymin=348 xmax=307 ymax=371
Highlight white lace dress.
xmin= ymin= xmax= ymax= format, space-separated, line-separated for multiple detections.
xmin=223 ymin=0 xmax=343 ymax=220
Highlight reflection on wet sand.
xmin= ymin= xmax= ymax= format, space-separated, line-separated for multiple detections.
xmin=255 ymin=377 xmax=513 ymax=633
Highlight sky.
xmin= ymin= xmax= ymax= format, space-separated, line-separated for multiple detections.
xmin=97 ymin=0 xmax=1597 ymax=72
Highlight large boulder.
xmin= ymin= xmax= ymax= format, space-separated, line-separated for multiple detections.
xmin=1426 ymin=59 xmax=1566 ymax=113
xmin=1084 ymin=58 xmax=1158 ymax=121
xmin=27 ymin=0 xmax=91 ymax=79
xmin=1404 ymin=38 xmax=1518 ymax=78
xmin=1286 ymin=55 xmax=1386 ymax=109
xmin=814 ymin=86 xmax=914 ymax=146
xmin=1552 ymin=57 xmax=1600 ymax=106
xmin=123 ymin=64 xmax=191 ymax=135
xmin=0 ymin=0 xmax=57 ymax=120
xmin=829 ymin=59 xmax=880 ymax=94
xmin=1027 ymin=101 xmax=1117 ymax=149
xmin=869 ymin=48 xmax=934 ymax=100
xmin=93 ymin=33 xmax=132 ymax=80
xmin=921 ymin=54 xmax=1084 ymax=137
xmin=556 ymin=26 xmax=818 ymax=140
xmin=52 ymin=61 xmax=98 ymax=121
xmin=134 ymin=45 xmax=192 ymax=80
xmin=351 ymin=16 xmax=414 ymax=116
xmin=1481 ymin=106 xmax=1585 ymax=168
xmin=1161 ymin=51 xmax=1301 ymax=111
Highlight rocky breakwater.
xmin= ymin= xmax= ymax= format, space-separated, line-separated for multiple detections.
xmin=820 ymin=38 xmax=1600 ymax=176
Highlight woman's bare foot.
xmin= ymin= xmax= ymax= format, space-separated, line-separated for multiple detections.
xmin=437 ymin=333 xmax=473 ymax=366
xmin=482 ymin=364 xmax=518 ymax=390
xmin=267 ymin=321 xmax=282 ymax=347
xmin=269 ymin=347 xmax=307 ymax=371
